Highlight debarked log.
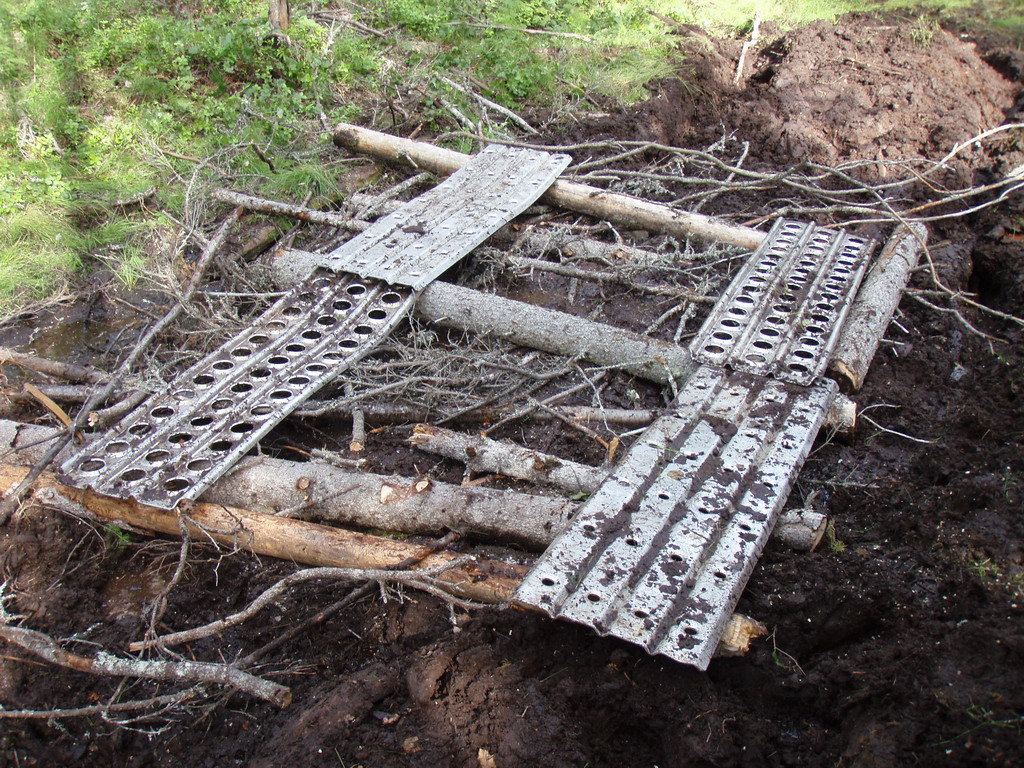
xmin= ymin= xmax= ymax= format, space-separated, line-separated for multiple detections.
xmin=830 ymin=223 xmax=928 ymax=391
xmin=0 ymin=463 xmax=525 ymax=605
xmin=0 ymin=420 xmax=828 ymax=552
xmin=273 ymin=251 xmax=857 ymax=433
xmin=332 ymin=122 xmax=766 ymax=251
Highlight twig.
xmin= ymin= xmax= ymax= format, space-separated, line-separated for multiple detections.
xmin=440 ymin=77 xmax=538 ymax=134
xmin=129 ymin=557 xmax=477 ymax=652
xmin=233 ymin=531 xmax=460 ymax=668
xmin=0 ymin=623 xmax=290 ymax=707
xmin=0 ymin=689 xmax=197 ymax=721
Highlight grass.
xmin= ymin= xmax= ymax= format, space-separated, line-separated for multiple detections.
xmin=0 ymin=0 xmax=1020 ymax=311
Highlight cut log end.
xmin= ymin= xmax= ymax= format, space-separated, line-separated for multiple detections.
xmin=714 ymin=613 xmax=769 ymax=658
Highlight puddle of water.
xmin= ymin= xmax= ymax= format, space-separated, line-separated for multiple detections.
xmin=28 ymin=314 xmax=136 ymax=364
xmin=101 ymin=565 xmax=172 ymax=619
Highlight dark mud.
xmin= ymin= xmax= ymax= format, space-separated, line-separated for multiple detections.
xmin=1 ymin=13 xmax=1023 ymax=768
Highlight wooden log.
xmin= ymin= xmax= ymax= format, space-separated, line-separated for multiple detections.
xmin=277 ymin=251 xmax=699 ymax=387
xmin=0 ymin=463 xmax=525 ymax=604
xmin=332 ymin=123 xmax=766 ymax=250
xmin=202 ymin=455 xmax=574 ymax=550
xmin=0 ymin=420 xmax=830 ymax=553
xmin=773 ymin=509 xmax=827 ymax=552
xmin=830 ymin=223 xmax=928 ymax=391
xmin=409 ymin=423 xmax=605 ymax=495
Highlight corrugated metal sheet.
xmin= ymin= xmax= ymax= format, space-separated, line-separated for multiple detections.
xmin=318 ymin=144 xmax=571 ymax=290
xmin=515 ymin=365 xmax=837 ymax=669
xmin=690 ymin=219 xmax=873 ymax=385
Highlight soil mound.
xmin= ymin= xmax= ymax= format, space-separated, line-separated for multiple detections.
xmin=633 ymin=15 xmax=1018 ymax=169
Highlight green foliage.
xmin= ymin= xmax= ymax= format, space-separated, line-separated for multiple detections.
xmin=0 ymin=0 xmax=1018 ymax=310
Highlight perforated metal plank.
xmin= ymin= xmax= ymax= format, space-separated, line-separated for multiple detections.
xmin=61 ymin=143 xmax=571 ymax=508
xmin=690 ymin=219 xmax=874 ymax=386
xmin=60 ymin=271 xmax=413 ymax=508
xmin=315 ymin=144 xmax=570 ymax=290
xmin=515 ymin=364 xmax=836 ymax=670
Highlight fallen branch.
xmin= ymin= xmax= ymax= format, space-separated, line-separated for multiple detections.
xmin=0 ymin=623 xmax=290 ymax=707
xmin=0 ymin=689 xmax=196 ymax=721
xmin=129 ymin=557 xmax=475 ymax=652
xmin=332 ymin=122 xmax=766 ymax=250
xmin=0 ymin=347 xmax=109 ymax=385
xmin=410 ymin=423 xmax=605 ymax=495
xmin=211 ymin=189 xmax=365 ymax=231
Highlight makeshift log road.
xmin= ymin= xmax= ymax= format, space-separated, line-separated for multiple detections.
xmin=11 ymin=124 xmax=928 ymax=674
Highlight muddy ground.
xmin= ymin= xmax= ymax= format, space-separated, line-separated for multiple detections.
xmin=1 ymin=14 xmax=1022 ymax=768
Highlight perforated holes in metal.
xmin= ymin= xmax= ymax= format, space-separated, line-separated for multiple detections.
xmin=61 ymin=270 xmax=413 ymax=509
xmin=515 ymin=364 xmax=836 ymax=670
xmin=690 ymin=219 xmax=874 ymax=386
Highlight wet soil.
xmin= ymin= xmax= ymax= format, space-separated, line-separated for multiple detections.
xmin=1 ymin=13 xmax=1023 ymax=768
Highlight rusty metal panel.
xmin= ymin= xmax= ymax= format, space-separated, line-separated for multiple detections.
xmin=690 ymin=219 xmax=874 ymax=386
xmin=515 ymin=364 xmax=836 ymax=670
xmin=318 ymin=144 xmax=570 ymax=290
xmin=61 ymin=271 xmax=414 ymax=509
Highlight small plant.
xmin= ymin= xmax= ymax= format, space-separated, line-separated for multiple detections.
xmin=825 ymin=519 xmax=846 ymax=553
xmin=103 ymin=523 xmax=132 ymax=549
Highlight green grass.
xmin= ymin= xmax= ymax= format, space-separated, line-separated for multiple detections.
xmin=0 ymin=0 xmax=1020 ymax=310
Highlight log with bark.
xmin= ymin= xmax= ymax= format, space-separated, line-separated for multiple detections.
xmin=0 ymin=463 xmax=523 ymax=604
xmin=0 ymin=420 xmax=829 ymax=552
xmin=830 ymin=223 xmax=928 ymax=391
xmin=331 ymin=122 xmax=766 ymax=250
xmin=276 ymin=249 xmax=699 ymax=386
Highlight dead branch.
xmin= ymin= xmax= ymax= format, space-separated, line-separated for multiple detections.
xmin=0 ymin=623 xmax=290 ymax=707
xmin=0 ymin=347 xmax=109 ymax=385
xmin=502 ymin=253 xmax=715 ymax=303
xmin=211 ymin=189 xmax=365 ymax=231
xmin=129 ymin=557 xmax=477 ymax=652
xmin=331 ymin=122 xmax=766 ymax=250
xmin=410 ymin=424 xmax=605 ymax=495
xmin=0 ymin=689 xmax=197 ymax=721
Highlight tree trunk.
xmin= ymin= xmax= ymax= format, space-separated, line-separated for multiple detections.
xmin=331 ymin=123 xmax=766 ymax=250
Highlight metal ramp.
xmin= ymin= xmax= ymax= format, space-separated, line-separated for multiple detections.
xmin=514 ymin=219 xmax=874 ymax=668
xmin=60 ymin=145 xmax=570 ymax=508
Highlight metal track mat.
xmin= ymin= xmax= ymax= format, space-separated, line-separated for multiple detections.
xmin=282 ymin=144 xmax=571 ymax=291
xmin=515 ymin=364 xmax=837 ymax=670
xmin=690 ymin=219 xmax=874 ymax=386
xmin=61 ymin=271 xmax=414 ymax=509
xmin=61 ymin=144 xmax=571 ymax=508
